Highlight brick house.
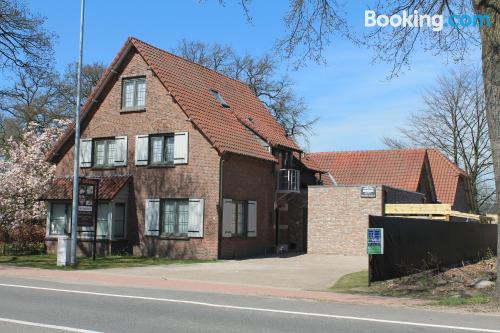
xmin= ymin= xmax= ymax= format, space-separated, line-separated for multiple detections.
xmin=308 ymin=148 xmax=475 ymax=211
xmin=43 ymin=37 xmax=323 ymax=259
xmin=307 ymin=149 xmax=476 ymax=256
xmin=308 ymin=149 xmax=437 ymax=203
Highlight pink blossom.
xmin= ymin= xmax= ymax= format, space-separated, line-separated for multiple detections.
xmin=0 ymin=120 xmax=70 ymax=230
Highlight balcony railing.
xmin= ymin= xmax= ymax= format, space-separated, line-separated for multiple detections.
xmin=277 ymin=169 xmax=300 ymax=193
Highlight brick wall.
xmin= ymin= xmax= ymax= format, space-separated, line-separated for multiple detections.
xmin=52 ymin=50 xmax=221 ymax=259
xmin=220 ymin=154 xmax=276 ymax=258
xmin=308 ymin=186 xmax=383 ymax=256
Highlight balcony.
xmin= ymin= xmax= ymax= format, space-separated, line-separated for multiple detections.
xmin=277 ymin=169 xmax=300 ymax=193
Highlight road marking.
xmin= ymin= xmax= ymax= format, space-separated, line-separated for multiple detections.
xmin=0 ymin=317 xmax=103 ymax=332
xmin=0 ymin=283 xmax=499 ymax=332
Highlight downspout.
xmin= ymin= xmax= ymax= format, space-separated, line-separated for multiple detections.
xmin=218 ymin=154 xmax=224 ymax=259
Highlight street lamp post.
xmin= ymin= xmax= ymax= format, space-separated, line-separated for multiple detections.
xmin=70 ymin=0 xmax=86 ymax=266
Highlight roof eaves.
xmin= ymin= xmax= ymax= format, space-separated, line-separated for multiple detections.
xmin=46 ymin=40 xmax=135 ymax=163
xmin=224 ymin=149 xmax=277 ymax=163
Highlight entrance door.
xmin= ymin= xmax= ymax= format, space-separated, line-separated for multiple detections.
xmin=278 ymin=206 xmax=289 ymax=251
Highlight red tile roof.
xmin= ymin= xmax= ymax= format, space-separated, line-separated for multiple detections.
xmin=42 ymin=176 xmax=131 ymax=200
xmin=426 ymin=149 xmax=468 ymax=205
xmin=308 ymin=149 xmax=428 ymax=192
xmin=293 ymin=152 xmax=326 ymax=173
xmin=47 ymin=37 xmax=300 ymax=163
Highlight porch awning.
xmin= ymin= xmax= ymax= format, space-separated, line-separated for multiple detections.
xmin=42 ymin=175 xmax=131 ymax=200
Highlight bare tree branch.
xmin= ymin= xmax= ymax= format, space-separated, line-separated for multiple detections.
xmin=0 ymin=0 xmax=54 ymax=73
xmin=384 ymin=67 xmax=495 ymax=212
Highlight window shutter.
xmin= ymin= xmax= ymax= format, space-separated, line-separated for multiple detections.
xmin=80 ymin=139 xmax=92 ymax=168
xmin=144 ymin=199 xmax=160 ymax=236
xmin=135 ymin=135 xmax=149 ymax=166
xmin=222 ymin=198 xmax=233 ymax=238
xmin=174 ymin=132 xmax=188 ymax=164
xmin=114 ymin=136 xmax=128 ymax=166
xmin=247 ymin=200 xmax=257 ymax=237
xmin=188 ymin=198 xmax=204 ymax=238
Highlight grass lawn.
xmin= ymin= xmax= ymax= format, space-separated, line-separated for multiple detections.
xmin=331 ymin=265 xmax=497 ymax=309
xmin=0 ymin=254 xmax=214 ymax=270
xmin=331 ymin=270 xmax=369 ymax=292
xmin=437 ymin=295 xmax=491 ymax=306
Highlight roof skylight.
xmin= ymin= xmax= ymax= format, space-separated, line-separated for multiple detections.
xmin=210 ymin=89 xmax=230 ymax=108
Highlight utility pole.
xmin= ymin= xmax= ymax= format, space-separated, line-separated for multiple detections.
xmin=70 ymin=0 xmax=86 ymax=266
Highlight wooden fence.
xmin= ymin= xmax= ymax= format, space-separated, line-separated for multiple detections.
xmin=384 ymin=204 xmax=493 ymax=223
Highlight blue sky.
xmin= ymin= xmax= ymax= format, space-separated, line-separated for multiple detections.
xmin=26 ymin=0 xmax=481 ymax=152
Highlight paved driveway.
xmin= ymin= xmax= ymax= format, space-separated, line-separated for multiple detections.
xmin=96 ymin=254 xmax=367 ymax=291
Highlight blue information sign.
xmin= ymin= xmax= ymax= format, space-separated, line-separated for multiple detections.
xmin=367 ymin=228 xmax=384 ymax=255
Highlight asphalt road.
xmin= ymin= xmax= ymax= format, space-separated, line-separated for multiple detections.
xmin=0 ymin=276 xmax=499 ymax=333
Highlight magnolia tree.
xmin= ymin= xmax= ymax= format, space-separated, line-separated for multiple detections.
xmin=0 ymin=121 xmax=68 ymax=233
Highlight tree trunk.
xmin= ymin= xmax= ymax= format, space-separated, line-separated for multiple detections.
xmin=473 ymin=0 xmax=500 ymax=302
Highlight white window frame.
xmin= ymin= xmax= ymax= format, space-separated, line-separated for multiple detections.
xmin=161 ymin=199 xmax=189 ymax=237
xmin=222 ymin=199 xmax=257 ymax=238
xmin=96 ymin=202 xmax=111 ymax=239
xmin=232 ymin=200 xmax=247 ymax=237
xmin=46 ymin=201 xmax=126 ymax=241
xmin=93 ymin=139 xmax=116 ymax=168
xmin=144 ymin=198 xmax=204 ymax=238
xmin=122 ymin=77 xmax=146 ymax=110
xmin=47 ymin=202 xmax=71 ymax=236
xmin=149 ymin=134 xmax=175 ymax=166
xmin=135 ymin=132 xmax=188 ymax=166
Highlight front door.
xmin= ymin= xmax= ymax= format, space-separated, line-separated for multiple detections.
xmin=278 ymin=206 xmax=289 ymax=251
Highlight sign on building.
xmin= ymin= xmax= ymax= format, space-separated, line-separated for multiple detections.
xmin=367 ymin=228 xmax=384 ymax=255
xmin=77 ymin=178 xmax=98 ymax=227
xmin=360 ymin=186 xmax=376 ymax=198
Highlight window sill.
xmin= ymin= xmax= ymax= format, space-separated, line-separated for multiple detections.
xmin=120 ymin=108 xmax=146 ymax=113
xmin=146 ymin=164 xmax=175 ymax=169
xmin=226 ymin=235 xmax=248 ymax=240
xmin=45 ymin=236 xmax=120 ymax=242
xmin=159 ymin=235 xmax=189 ymax=240
xmin=46 ymin=235 xmax=69 ymax=239
xmin=90 ymin=167 xmax=118 ymax=171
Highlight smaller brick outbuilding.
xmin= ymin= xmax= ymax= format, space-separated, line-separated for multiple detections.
xmin=308 ymin=148 xmax=475 ymax=212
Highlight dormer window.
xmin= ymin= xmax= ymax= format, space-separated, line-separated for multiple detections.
xmin=122 ymin=77 xmax=146 ymax=110
xmin=210 ymin=89 xmax=230 ymax=108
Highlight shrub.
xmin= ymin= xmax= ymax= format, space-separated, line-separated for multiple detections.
xmin=0 ymin=221 xmax=46 ymax=255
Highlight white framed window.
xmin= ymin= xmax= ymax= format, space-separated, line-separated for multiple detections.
xmin=80 ymin=136 xmax=127 ymax=169
xmin=135 ymin=132 xmax=188 ymax=166
xmin=232 ymin=200 xmax=247 ymax=237
xmin=222 ymin=199 xmax=257 ymax=238
xmin=122 ymin=77 xmax=146 ymax=110
xmin=145 ymin=198 xmax=204 ymax=238
xmin=47 ymin=202 xmax=127 ymax=240
xmin=162 ymin=199 xmax=189 ymax=236
xmin=94 ymin=139 xmax=115 ymax=168
xmin=96 ymin=203 xmax=109 ymax=238
xmin=49 ymin=202 xmax=71 ymax=236
xmin=150 ymin=135 xmax=175 ymax=165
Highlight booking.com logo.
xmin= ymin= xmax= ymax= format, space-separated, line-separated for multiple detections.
xmin=365 ymin=10 xmax=491 ymax=32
